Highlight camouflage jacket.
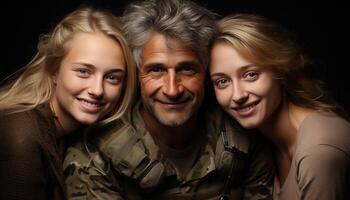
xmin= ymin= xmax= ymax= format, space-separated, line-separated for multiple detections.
xmin=64 ymin=103 xmax=274 ymax=200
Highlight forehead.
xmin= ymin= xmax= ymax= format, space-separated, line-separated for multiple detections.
xmin=59 ymin=32 xmax=126 ymax=73
xmin=210 ymin=42 xmax=252 ymax=70
xmin=141 ymin=33 xmax=202 ymax=69
xmin=64 ymin=32 xmax=124 ymax=60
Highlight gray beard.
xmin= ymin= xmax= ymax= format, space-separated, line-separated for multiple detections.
xmin=144 ymin=103 xmax=193 ymax=127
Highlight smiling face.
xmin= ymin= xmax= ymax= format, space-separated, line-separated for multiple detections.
xmin=139 ymin=33 xmax=206 ymax=127
xmin=210 ymin=42 xmax=282 ymax=129
xmin=51 ymin=32 xmax=126 ymax=130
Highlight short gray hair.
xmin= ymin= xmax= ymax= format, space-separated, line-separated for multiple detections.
xmin=122 ymin=0 xmax=218 ymax=68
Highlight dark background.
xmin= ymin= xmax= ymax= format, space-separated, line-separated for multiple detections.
xmin=2 ymin=0 xmax=349 ymax=112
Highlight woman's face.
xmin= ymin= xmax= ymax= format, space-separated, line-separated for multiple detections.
xmin=210 ymin=42 xmax=282 ymax=129
xmin=51 ymin=32 xmax=126 ymax=128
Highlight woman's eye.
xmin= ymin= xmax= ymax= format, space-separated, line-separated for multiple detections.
xmin=244 ymin=71 xmax=259 ymax=81
xmin=76 ymin=68 xmax=90 ymax=77
xmin=215 ymin=78 xmax=231 ymax=89
xmin=105 ymin=74 xmax=123 ymax=84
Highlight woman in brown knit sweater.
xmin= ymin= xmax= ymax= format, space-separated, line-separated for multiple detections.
xmin=0 ymin=6 xmax=136 ymax=200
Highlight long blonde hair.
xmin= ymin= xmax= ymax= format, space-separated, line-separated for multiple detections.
xmin=0 ymin=6 xmax=136 ymax=125
xmin=214 ymin=14 xmax=348 ymax=120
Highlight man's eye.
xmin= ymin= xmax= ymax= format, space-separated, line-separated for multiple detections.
xmin=149 ymin=66 xmax=165 ymax=73
xmin=178 ymin=66 xmax=195 ymax=75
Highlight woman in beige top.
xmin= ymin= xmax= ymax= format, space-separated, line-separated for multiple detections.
xmin=209 ymin=14 xmax=350 ymax=199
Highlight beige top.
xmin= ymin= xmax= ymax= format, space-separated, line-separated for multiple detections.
xmin=273 ymin=112 xmax=350 ymax=200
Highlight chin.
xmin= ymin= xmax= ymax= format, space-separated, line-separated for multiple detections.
xmin=156 ymin=115 xmax=188 ymax=127
xmin=75 ymin=115 xmax=100 ymax=125
xmin=236 ymin=119 xmax=261 ymax=130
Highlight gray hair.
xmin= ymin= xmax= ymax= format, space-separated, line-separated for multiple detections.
xmin=122 ymin=0 xmax=218 ymax=68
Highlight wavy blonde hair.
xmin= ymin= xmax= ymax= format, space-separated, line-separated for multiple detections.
xmin=0 ymin=6 xmax=136 ymax=125
xmin=213 ymin=14 xmax=348 ymax=120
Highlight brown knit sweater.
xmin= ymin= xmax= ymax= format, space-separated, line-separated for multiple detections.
xmin=0 ymin=103 xmax=66 ymax=200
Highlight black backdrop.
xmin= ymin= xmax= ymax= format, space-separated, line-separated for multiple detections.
xmin=2 ymin=0 xmax=349 ymax=112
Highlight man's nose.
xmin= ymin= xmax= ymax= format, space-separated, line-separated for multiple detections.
xmin=162 ymin=70 xmax=184 ymax=98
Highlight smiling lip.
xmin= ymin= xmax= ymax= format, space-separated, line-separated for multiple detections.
xmin=157 ymin=99 xmax=189 ymax=109
xmin=233 ymin=100 xmax=260 ymax=117
xmin=77 ymin=97 xmax=105 ymax=113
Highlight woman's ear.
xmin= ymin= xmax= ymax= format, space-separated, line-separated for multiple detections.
xmin=272 ymin=70 xmax=286 ymax=87
xmin=51 ymin=72 xmax=57 ymax=85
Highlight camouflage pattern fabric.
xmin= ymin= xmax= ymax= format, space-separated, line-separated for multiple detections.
xmin=64 ymin=102 xmax=274 ymax=200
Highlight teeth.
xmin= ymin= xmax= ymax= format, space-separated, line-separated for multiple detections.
xmin=80 ymin=99 xmax=100 ymax=107
xmin=237 ymin=103 xmax=255 ymax=113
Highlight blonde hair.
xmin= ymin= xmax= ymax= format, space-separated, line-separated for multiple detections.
xmin=0 ymin=6 xmax=136 ymax=125
xmin=213 ymin=14 xmax=348 ymax=120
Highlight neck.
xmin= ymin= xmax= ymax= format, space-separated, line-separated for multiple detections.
xmin=141 ymin=106 xmax=199 ymax=149
xmin=49 ymin=98 xmax=80 ymax=138
xmin=259 ymin=100 xmax=298 ymax=159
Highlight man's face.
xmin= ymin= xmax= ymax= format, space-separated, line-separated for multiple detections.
xmin=139 ymin=33 xmax=206 ymax=127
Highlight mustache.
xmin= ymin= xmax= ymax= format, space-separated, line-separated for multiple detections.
xmin=155 ymin=93 xmax=193 ymax=104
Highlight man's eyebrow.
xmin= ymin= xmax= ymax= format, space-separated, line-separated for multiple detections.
xmin=142 ymin=63 xmax=165 ymax=70
xmin=176 ymin=61 xmax=201 ymax=67
xmin=141 ymin=60 xmax=202 ymax=71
